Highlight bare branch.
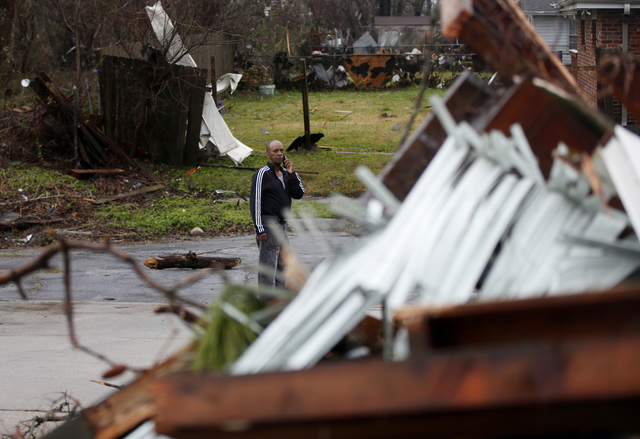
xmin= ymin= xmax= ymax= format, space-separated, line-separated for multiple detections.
xmin=0 ymin=236 xmax=218 ymax=371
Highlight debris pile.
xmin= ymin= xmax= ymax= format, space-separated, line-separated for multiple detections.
xmin=237 ymin=64 xmax=273 ymax=90
xmin=41 ymin=0 xmax=640 ymax=438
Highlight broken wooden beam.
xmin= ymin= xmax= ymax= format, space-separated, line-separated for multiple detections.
xmin=441 ymin=0 xmax=582 ymax=97
xmin=144 ymin=252 xmax=241 ymax=270
xmin=396 ymin=285 xmax=640 ymax=353
xmin=134 ymin=159 xmax=164 ymax=184
xmin=92 ymin=183 xmax=165 ymax=205
xmin=69 ymin=169 xmax=125 ymax=174
xmin=153 ymin=335 xmax=640 ymax=438
xmin=0 ymin=219 xmax=62 ymax=231
xmin=379 ymin=72 xmax=495 ymax=200
xmin=379 ymin=74 xmax=612 ymax=200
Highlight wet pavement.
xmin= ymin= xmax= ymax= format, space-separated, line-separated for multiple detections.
xmin=0 ymin=222 xmax=362 ymax=434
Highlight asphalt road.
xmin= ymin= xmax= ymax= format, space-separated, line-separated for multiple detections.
xmin=0 ymin=221 xmax=362 ymax=435
xmin=0 ymin=221 xmax=360 ymax=304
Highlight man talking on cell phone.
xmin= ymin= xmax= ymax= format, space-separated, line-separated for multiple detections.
xmin=250 ymin=140 xmax=305 ymax=296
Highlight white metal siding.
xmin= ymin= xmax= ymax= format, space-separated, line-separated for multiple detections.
xmin=533 ymin=16 xmax=571 ymax=64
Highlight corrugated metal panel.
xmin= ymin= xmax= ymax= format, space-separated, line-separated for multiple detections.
xmin=533 ymin=15 xmax=571 ymax=64
xmin=231 ymin=94 xmax=640 ymax=376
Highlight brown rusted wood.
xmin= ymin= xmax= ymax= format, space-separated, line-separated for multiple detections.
xmin=69 ymin=169 xmax=124 ymax=174
xmin=155 ymin=402 xmax=640 ymax=439
xmin=92 ymin=183 xmax=165 ymax=205
xmin=379 ymin=72 xmax=496 ymax=201
xmin=153 ymin=335 xmax=640 ymax=438
xmin=481 ymin=79 xmax=612 ymax=178
xmin=600 ymin=53 xmax=640 ymax=123
xmin=380 ymin=75 xmax=612 ymax=196
xmin=396 ymin=286 xmax=640 ymax=352
xmin=441 ymin=0 xmax=582 ymax=97
xmin=144 ymin=252 xmax=241 ymax=270
xmin=0 ymin=218 xmax=61 ymax=230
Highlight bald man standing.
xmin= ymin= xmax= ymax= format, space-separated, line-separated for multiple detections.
xmin=250 ymin=140 xmax=305 ymax=295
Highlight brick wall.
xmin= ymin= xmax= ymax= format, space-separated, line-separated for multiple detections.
xmin=576 ymin=9 xmax=640 ymax=125
xmin=576 ymin=16 xmax=598 ymax=107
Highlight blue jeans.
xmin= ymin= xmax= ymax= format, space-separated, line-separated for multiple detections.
xmin=257 ymin=216 xmax=288 ymax=296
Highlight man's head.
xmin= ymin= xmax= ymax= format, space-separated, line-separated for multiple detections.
xmin=266 ymin=140 xmax=285 ymax=166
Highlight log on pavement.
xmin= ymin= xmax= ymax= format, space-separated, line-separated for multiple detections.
xmin=144 ymin=252 xmax=241 ymax=270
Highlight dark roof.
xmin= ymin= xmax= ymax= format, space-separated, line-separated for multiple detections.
xmin=373 ymin=16 xmax=430 ymax=26
xmin=521 ymin=0 xmax=556 ymax=12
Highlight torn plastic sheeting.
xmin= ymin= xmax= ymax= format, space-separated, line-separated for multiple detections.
xmin=145 ymin=2 xmax=196 ymax=67
xmin=146 ymin=1 xmax=251 ymax=164
xmin=200 ymin=92 xmax=252 ymax=162
xmin=352 ymin=31 xmax=379 ymax=55
xmin=378 ymin=29 xmax=400 ymax=50
xmin=215 ymin=73 xmax=243 ymax=94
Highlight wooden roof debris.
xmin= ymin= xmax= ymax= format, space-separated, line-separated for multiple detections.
xmin=29 ymin=72 xmax=137 ymax=170
xmin=43 ymin=2 xmax=640 ymax=439
xmin=151 ymin=287 xmax=640 ymax=439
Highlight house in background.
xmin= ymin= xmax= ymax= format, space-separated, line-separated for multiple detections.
xmin=522 ymin=0 xmax=577 ymax=65
xmin=555 ymin=0 xmax=640 ymax=129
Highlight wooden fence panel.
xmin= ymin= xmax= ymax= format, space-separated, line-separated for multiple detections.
xmin=98 ymin=55 xmax=207 ymax=167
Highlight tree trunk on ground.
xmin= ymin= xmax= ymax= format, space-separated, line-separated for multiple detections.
xmin=144 ymin=252 xmax=241 ymax=270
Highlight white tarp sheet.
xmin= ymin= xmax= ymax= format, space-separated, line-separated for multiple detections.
xmin=216 ymin=73 xmax=243 ymax=94
xmin=146 ymin=2 xmax=252 ymax=164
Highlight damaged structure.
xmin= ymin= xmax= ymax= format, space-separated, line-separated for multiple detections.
xmin=39 ymin=0 xmax=640 ymax=438
xmin=91 ymin=2 xmax=250 ymax=168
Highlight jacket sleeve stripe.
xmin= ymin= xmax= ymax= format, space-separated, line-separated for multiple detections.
xmin=294 ymin=171 xmax=305 ymax=194
xmin=255 ymin=166 xmax=268 ymax=234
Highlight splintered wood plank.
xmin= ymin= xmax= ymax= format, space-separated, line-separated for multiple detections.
xmin=91 ymin=183 xmax=165 ymax=205
xmin=153 ymin=333 xmax=640 ymax=438
xmin=440 ymin=0 xmax=582 ymax=97
xmin=404 ymin=286 xmax=640 ymax=351
xmin=379 ymin=72 xmax=495 ymax=201
xmin=70 ymin=169 xmax=125 ymax=174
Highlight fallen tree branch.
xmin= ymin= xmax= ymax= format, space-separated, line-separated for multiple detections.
xmin=144 ymin=252 xmax=241 ymax=270
xmin=0 ymin=218 xmax=62 ymax=230
xmin=92 ymin=183 xmax=166 ymax=205
xmin=0 ymin=234 xmax=214 ymax=372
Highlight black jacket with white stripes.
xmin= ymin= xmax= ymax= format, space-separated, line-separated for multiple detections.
xmin=250 ymin=162 xmax=305 ymax=236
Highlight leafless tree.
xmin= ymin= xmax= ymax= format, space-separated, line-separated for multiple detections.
xmin=307 ymin=0 xmax=378 ymax=37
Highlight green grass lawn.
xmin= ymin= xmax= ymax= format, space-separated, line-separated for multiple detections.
xmin=1 ymin=82 xmax=462 ymax=241
xmin=163 ymin=85 xmax=444 ymax=200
